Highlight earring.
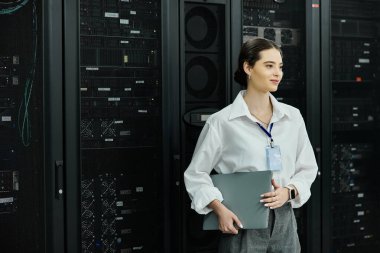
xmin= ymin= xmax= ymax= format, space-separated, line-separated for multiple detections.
xmin=248 ymin=74 xmax=251 ymax=80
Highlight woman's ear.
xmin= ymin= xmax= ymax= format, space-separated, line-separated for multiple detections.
xmin=243 ymin=61 xmax=251 ymax=76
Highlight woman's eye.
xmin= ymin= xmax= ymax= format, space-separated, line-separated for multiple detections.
xmin=266 ymin=65 xmax=273 ymax=68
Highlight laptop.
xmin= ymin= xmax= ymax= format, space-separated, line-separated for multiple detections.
xmin=203 ymin=170 xmax=273 ymax=230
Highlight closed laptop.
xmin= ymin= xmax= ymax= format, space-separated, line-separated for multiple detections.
xmin=203 ymin=170 xmax=273 ymax=230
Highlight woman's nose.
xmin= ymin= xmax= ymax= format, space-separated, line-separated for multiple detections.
xmin=273 ymin=67 xmax=282 ymax=76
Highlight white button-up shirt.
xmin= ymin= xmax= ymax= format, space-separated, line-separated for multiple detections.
xmin=184 ymin=90 xmax=318 ymax=214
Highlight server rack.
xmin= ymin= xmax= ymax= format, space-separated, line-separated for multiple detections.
xmin=0 ymin=1 xmax=44 ymax=252
xmin=177 ymin=0 xmax=322 ymax=252
xmin=322 ymin=0 xmax=380 ymax=252
xmin=232 ymin=0 xmax=322 ymax=252
xmin=177 ymin=0 xmax=231 ymax=252
xmin=0 ymin=0 xmax=66 ymax=252
xmin=9 ymin=0 xmax=380 ymax=252
xmin=75 ymin=0 xmax=165 ymax=252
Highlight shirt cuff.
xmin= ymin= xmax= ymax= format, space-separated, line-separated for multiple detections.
xmin=191 ymin=186 xmax=224 ymax=215
xmin=288 ymin=180 xmax=310 ymax=208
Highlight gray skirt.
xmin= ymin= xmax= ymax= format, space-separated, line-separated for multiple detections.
xmin=218 ymin=203 xmax=301 ymax=253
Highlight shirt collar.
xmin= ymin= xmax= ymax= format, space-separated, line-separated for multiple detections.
xmin=229 ymin=90 xmax=292 ymax=122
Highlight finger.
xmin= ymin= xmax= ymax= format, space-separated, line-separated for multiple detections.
xmin=260 ymin=198 xmax=271 ymax=203
xmin=232 ymin=215 xmax=243 ymax=229
xmin=269 ymin=202 xmax=283 ymax=209
xmin=265 ymin=196 xmax=277 ymax=204
xmin=220 ymin=226 xmax=229 ymax=234
xmin=220 ymin=220 xmax=239 ymax=234
xmin=261 ymin=191 xmax=277 ymax=198
xmin=221 ymin=225 xmax=235 ymax=234
xmin=264 ymin=200 xmax=280 ymax=208
xmin=229 ymin=226 xmax=238 ymax=234
xmin=265 ymin=197 xmax=286 ymax=208
xmin=260 ymin=195 xmax=277 ymax=203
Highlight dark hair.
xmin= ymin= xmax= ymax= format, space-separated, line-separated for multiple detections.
xmin=234 ymin=38 xmax=282 ymax=88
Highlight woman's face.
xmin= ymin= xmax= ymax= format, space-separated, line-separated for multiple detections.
xmin=246 ymin=48 xmax=283 ymax=93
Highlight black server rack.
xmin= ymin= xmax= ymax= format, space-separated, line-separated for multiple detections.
xmin=233 ymin=0 xmax=321 ymax=252
xmin=177 ymin=0 xmax=231 ymax=252
xmin=0 ymin=0 xmax=45 ymax=252
xmin=177 ymin=0 xmax=321 ymax=252
xmin=78 ymin=0 xmax=163 ymax=252
xmin=0 ymin=0 xmax=67 ymax=252
xmin=322 ymin=0 xmax=380 ymax=252
xmin=232 ymin=0 xmax=321 ymax=252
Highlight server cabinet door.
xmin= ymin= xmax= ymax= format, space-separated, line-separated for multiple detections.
xmin=76 ymin=0 xmax=164 ymax=252
xmin=0 ymin=0 xmax=64 ymax=252
xmin=323 ymin=0 xmax=380 ymax=252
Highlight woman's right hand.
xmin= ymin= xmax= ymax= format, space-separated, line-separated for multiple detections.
xmin=208 ymin=199 xmax=243 ymax=234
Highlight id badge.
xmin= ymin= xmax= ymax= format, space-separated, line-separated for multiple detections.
xmin=266 ymin=145 xmax=283 ymax=171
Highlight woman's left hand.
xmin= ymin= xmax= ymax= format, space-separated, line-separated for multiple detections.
xmin=260 ymin=179 xmax=289 ymax=209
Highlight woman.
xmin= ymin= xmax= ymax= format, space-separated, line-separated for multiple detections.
xmin=184 ymin=37 xmax=318 ymax=253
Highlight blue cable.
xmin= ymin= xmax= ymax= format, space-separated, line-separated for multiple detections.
xmin=17 ymin=0 xmax=36 ymax=146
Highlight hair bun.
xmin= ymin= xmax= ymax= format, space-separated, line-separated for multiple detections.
xmin=234 ymin=69 xmax=246 ymax=86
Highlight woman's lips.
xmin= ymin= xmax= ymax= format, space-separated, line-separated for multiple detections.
xmin=270 ymin=79 xmax=280 ymax=84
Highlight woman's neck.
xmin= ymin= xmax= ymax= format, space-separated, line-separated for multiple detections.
xmin=243 ymin=88 xmax=272 ymax=116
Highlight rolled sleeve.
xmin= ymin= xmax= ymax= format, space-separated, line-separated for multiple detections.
xmin=289 ymin=180 xmax=311 ymax=208
xmin=190 ymin=184 xmax=223 ymax=214
xmin=184 ymin=120 xmax=223 ymax=214
xmin=289 ymin=112 xmax=318 ymax=208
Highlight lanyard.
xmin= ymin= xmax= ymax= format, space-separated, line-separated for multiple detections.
xmin=256 ymin=122 xmax=274 ymax=147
